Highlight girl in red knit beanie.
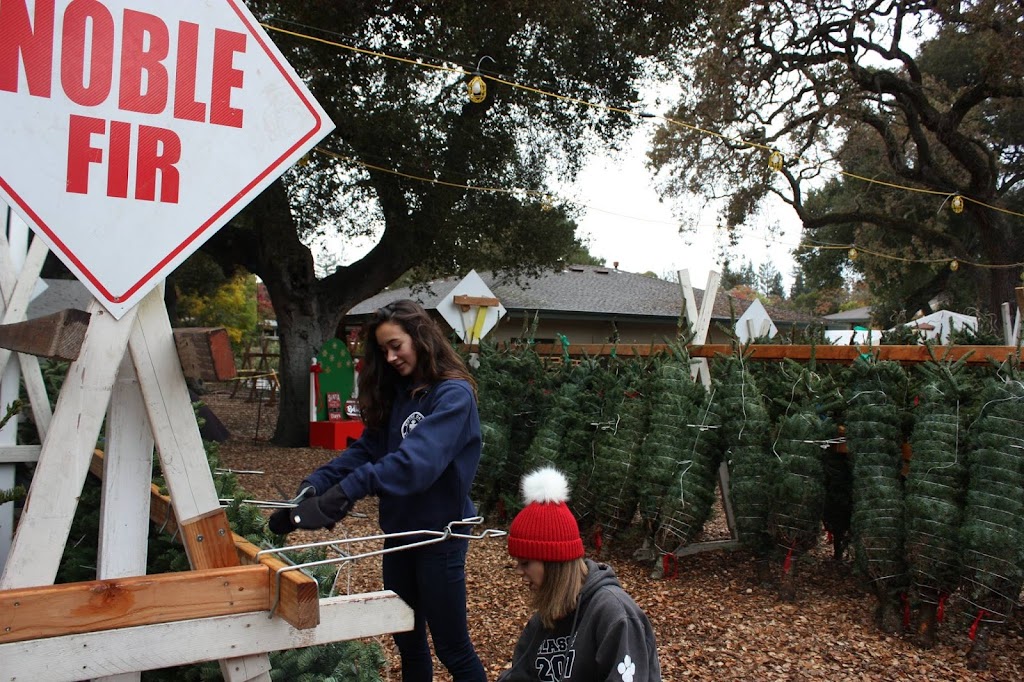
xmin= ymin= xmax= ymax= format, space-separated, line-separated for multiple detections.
xmin=499 ymin=466 xmax=661 ymax=681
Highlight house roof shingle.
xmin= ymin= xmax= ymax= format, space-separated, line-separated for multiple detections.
xmin=349 ymin=265 xmax=816 ymax=325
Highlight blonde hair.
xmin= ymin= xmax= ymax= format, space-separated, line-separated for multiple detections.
xmin=533 ymin=558 xmax=588 ymax=629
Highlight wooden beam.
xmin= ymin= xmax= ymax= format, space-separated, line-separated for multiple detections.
xmin=0 ymin=308 xmax=90 ymax=361
xmin=522 ymin=342 xmax=1021 ymax=365
xmin=0 ymin=591 xmax=414 ymax=680
xmin=452 ymin=294 xmax=499 ymax=311
xmin=0 ymin=565 xmax=271 ymax=644
xmin=173 ymin=327 xmax=238 ymax=381
xmin=89 ymin=450 xmax=320 ymax=630
xmin=0 ymin=444 xmax=41 ymax=464
xmin=234 ymin=535 xmax=320 ymax=630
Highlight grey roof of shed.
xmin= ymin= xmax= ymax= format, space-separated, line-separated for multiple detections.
xmin=26 ymin=278 xmax=93 ymax=319
xmin=349 ymin=265 xmax=814 ymax=324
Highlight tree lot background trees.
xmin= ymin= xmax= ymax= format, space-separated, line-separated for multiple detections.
xmin=157 ymin=0 xmax=1024 ymax=445
xmin=191 ymin=0 xmax=697 ymax=445
xmin=648 ymin=0 xmax=1024 ymax=329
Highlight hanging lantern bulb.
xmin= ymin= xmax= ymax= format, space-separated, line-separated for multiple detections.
xmin=951 ymin=195 xmax=965 ymax=214
xmin=949 ymin=259 xmax=960 ymax=272
xmin=467 ymin=75 xmax=486 ymax=103
xmin=768 ymin=149 xmax=784 ymax=171
xmin=848 ymin=247 xmax=858 ymax=261
xmin=467 ymin=55 xmax=495 ymax=104
xmin=540 ymin=194 xmax=554 ymax=211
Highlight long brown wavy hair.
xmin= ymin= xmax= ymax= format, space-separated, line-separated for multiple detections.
xmin=356 ymin=299 xmax=477 ymax=429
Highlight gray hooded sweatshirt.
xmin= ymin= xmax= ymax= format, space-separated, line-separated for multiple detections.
xmin=498 ymin=559 xmax=661 ymax=682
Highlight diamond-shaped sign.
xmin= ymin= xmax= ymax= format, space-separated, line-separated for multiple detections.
xmin=0 ymin=0 xmax=334 ymax=317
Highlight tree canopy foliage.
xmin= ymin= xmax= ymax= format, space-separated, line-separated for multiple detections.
xmin=648 ymin=0 xmax=1024 ymax=327
xmin=201 ymin=1 xmax=696 ymax=444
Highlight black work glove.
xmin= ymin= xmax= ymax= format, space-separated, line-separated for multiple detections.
xmin=267 ymin=482 xmax=317 ymax=535
xmin=291 ymin=485 xmax=353 ymax=531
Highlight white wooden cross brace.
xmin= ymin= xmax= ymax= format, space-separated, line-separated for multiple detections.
xmin=0 ymin=592 xmax=414 ymax=681
xmin=674 ymin=269 xmax=738 ymax=552
xmin=677 ymin=269 xmax=721 ymax=389
xmin=0 ymin=285 xmax=274 ymax=680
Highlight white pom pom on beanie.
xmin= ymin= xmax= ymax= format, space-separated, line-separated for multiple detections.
xmin=507 ymin=466 xmax=584 ymax=562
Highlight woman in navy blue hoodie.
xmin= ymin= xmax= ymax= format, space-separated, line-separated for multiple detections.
xmin=268 ymin=299 xmax=486 ymax=682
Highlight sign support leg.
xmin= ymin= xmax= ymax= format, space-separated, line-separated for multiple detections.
xmin=0 ymin=298 xmax=136 ymax=588
xmin=128 ymin=286 xmax=273 ymax=680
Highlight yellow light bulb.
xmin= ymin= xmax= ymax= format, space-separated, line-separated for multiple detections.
xmin=768 ymin=150 xmax=783 ymax=171
xmin=951 ymin=195 xmax=964 ymax=214
xmin=848 ymin=247 xmax=858 ymax=260
xmin=468 ymin=76 xmax=486 ymax=103
xmin=950 ymin=259 xmax=959 ymax=272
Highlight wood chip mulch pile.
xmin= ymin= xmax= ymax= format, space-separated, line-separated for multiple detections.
xmin=203 ymin=387 xmax=1024 ymax=681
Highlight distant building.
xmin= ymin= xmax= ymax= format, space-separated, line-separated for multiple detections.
xmin=344 ymin=265 xmax=818 ymax=345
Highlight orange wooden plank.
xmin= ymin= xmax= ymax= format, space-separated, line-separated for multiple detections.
xmin=180 ymin=509 xmax=240 ymax=570
xmin=89 ymin=450 xmax=319 ymax=629
xmin=235 ymin=536 xmax=321 ymax=630
xmin=521 ymin=342 xmax=1020 ymax=365
xmin=0 ymin=565 xmax=270 ymax=644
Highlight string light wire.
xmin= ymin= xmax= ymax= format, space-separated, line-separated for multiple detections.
xmin=261 ymin=21 xmax=1024 ymax=270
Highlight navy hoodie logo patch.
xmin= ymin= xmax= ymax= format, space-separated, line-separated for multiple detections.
xmin=401 ymin=411 xmax=425 ymax=438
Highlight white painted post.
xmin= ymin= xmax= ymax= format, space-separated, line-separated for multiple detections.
xmin=95 ymin=356 xmax=154 ymax=682
xmin=0 ymin=204 xmax=25 ymax=568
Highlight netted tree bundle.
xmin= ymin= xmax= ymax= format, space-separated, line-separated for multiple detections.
xmin=638 ymin=350 xmax=712 ymax=532
xmin=557 ymin=358 xmax=620 ymax=488
xmin=959 ymin=377 xmax=1024 ymax=626
xmin=905 ymin=368 xmax=972 ymax=608
xmin=846 ymin=357 xmax=909 ymax=607
xmin=655 ymin=352 xmax=720 ymax=548
xmin=711 ymin=353 xmax=777 ymax=555
xmin=573 ymin=356 xmax=652 ymax=537
xmin=470 ymin=342 xmax=551 ymax=517
xmin=520 ymin=377 xmax=580 ymax=487
xmin=769 ymin=412 xmax=829 ymax=556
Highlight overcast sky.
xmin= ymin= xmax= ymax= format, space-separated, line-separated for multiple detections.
xmin=320 ymin=120 xmax=803 ymax=290
xmin=568 ymin=124 xmax=801 ymax=289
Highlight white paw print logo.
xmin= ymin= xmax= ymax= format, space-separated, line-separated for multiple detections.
xmin=617 ymin=654 xmax=636 ymax=682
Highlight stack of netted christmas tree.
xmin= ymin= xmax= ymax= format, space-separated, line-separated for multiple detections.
xmin=711 ymin=352 xmax=777 ymax=557
xmin=648 ymin=349 xmax=720 ymax=556
xmin=765 ymin=360 xmax=838 ymax=599
xmin=846 ymin=356 xmax=910 ymax=633
xmin=572 ymin=355 xmax=652 ymax=549
xmin=904 ymin=352 xmax=974 ymax=647
xmin=959 ymin=368 xmax=1024 ymax=667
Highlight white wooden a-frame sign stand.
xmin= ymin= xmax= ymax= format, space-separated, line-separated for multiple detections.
xmin=0 ymin=275 xmax=413 ymax=681
xmin=676 ymin=269 xmax=740 ymax=556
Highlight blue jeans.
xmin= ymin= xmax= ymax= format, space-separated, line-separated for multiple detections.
xmin=382 ymin=539 xmax=485 ymax=682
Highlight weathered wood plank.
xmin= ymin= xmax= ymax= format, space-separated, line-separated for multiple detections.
xmin=98 ymin=358 xmax=154 ymax=581
xmin=0 ymin=592 xmax=414 ymax=681
xmin=0 ymin=308 xmax=90 ymax=360
xmin=0 ymin=444 xmax=41 ymax=464
xmin=0 ymin=564 xmax=271 ymax=644
xmin=89 ymin=450 xmax=320 ymax=630
xmin=234 ymin=535 xmax=320 ymax=630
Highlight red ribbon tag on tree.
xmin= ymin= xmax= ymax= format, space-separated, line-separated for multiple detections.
xmin=782 ymin=539 xmax=796 ymax=575
xmin=662 ymin=553 xmax=678 ymax=580
xmin=937 ymin=594 xmax=947 ymax=623
xmin=969 ymin=609 xmax=987 ymax=640
xmin=593 ymin=526 xmax=603 ymax=553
